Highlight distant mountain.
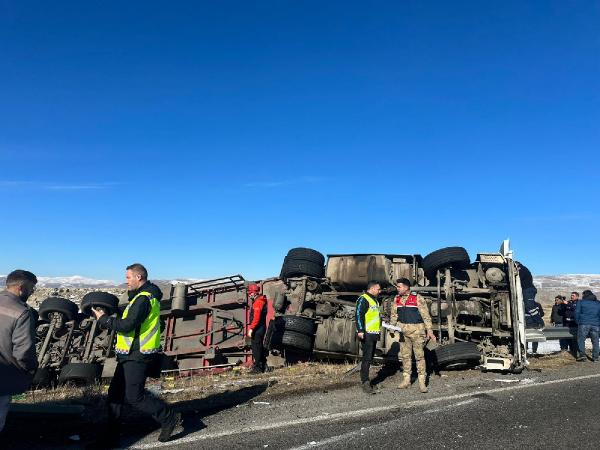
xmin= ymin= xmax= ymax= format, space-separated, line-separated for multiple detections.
xmin=534 ymin=274 xmax=600 ymax=304
xmin=0 ymin=275 xmax=117 ymax=288
xmin=534 ymin=274 xmax=600 ymax=289
xmin=0 ymin=274 xmax=205 ymax=289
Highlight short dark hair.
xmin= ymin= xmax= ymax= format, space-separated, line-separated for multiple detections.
xmin=126 ymin=263 xmax=148 ymax=280
xmin=396 ymin=277 xmax=411 ymax=287
xmin=571 ymin=291 xmax=580 ymax=297
xmin=6 ymin=270 xmax=37 ymax=287
xmin=366 ymin=280 xmax=380 ymax=290
xmin=582 ymin=290 xmax=593 ymax=298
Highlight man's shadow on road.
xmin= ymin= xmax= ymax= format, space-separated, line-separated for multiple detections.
xmin=121 ymin=383 xmax=269 ymax=446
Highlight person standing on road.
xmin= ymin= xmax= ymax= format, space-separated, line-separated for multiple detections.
xmin=355 ymin=280 xmax=382 ymax=395
xmin=393 ymin=278 xmax=436 ymax=394
xmin=552 ymin=296 xmax=570 ymax=351
xmin=523 ymin=287 xmax=545 ymax=355
xmin=92 ymin=264 xmax=182 ymax=446
xmin=574 ymin=290 xmax=600 ymax=362
xmin=551 ymin=296 xmax=565 ymax=326
xmin=0 ymin=270 xmax=38 ymax=433
xmin=247 ymin=283 xmax=269 ymax=374
xmin=563 ymin=292 xmax=580 ymax=355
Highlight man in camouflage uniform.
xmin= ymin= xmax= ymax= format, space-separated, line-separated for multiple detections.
xmin=392 ymin=278 xmax=436 ymax=393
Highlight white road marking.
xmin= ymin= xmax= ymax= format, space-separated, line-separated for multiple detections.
xmin=422 ymin=398 xmax=477 ymax=414
xmin=290 ymin=398 xmax=479 ymax=450
xmin=128 ymin=372 xmax=600 ymax=449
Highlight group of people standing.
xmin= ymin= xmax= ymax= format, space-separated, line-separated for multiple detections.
xmin=524 ymin=289 xmax=600 ymax=361
xmin=551 ymin=290 xmax=600 ymax=361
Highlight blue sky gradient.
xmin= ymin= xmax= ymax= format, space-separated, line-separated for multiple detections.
xmin=1 ymin=1 xmax=598 ymax=280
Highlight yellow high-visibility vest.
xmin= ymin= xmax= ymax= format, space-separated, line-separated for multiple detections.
xmin=115 ymin=291 xmax=161 ymax=355
xmin=361 ymin=293 xmax=381 ymax=334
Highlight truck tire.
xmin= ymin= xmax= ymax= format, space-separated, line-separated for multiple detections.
xmin=81 ymin=292 xmax=120 ymax=315
xmin=434 ymin=342 xmax=481 ymax=369
xmin=516 ymin=262 xmax=534 ymax=288
xmin=281 ymin=258 xmax=324 ymax=279
xmin=285 ymin=248 xmax=325 ymax=266
xmin=281 ymin=331 xmax=313 ymax=352
xmin=282 ymin=315 xmax=316 ymax=335
xmin=265 ymin=318 xmax=285 ymax=350
xmin=38 ymin=297 xmax=79 ymax=322
xmin=423 ymin=247 xmax=470 ymax=277
xmin=58 ymin=363 xmax=100 ymax=386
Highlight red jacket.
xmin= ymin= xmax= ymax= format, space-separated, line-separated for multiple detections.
xmin=249 ymin=295 xmax=268 ymax=331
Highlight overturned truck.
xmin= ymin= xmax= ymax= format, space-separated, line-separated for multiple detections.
xmin=262 ymin=241 xmax=529 ymax=373
xmin=31 ymin=241 xmax=531 ymax=386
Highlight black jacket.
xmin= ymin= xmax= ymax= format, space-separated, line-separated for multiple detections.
xmin=550 ymin=304 xmax=564 ymax=325
xmin=99 ymin=281 xmax=163 ymax=361
xmin=524 ymin=298 xmax=545 ymax=328
xmin=563 ymin=301 xmax=578 ymax=327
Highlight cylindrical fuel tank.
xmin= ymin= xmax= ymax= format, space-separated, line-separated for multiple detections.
xmin=171 ymin=283 xmax=188 ymax=314
xmin=326 ymin=255 xmax=393 ymax=290
xmin=314 ymin=317 xmax=359 ymax=355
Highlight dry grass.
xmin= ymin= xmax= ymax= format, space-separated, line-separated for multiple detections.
xmin=528 ymin=350 xmax=577 ymax=370
xmin=157 ymin=361 xmax=357 ymax=403
xmin=13 ymin=362 xmax=356 ymax=409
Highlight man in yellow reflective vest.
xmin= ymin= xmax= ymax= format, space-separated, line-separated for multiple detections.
xmin=92 ymin=263 xmax=182 ymax=445
xmin=355 ymin=280 xmax=382 ymax=394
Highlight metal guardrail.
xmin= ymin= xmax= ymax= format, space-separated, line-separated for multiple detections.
xmin=526 ymin=327 xmax=576 ymax=342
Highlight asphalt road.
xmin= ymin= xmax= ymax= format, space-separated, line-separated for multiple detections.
xmin=4 ymin=361 xmax=600 ymax=449
xmin=123 ymin=362 xmax=600 ymax=450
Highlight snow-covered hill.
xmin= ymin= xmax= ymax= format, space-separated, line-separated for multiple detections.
xmin=0 ymin=275 xmax=116 ymax=288
xmin=0 ymin=274 xmax=203 ymax=288
xmin=534 ymin=274 xmax=600 ymax=289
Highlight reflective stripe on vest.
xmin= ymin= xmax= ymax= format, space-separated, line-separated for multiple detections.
xmin=115 ymin=291 xmax=161 ymax=355
xmin=362 ymin=293 xmax=381 ymax=334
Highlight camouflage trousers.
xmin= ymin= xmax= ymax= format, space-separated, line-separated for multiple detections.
xmin=399 ymin=323 xmax=426 ymax=376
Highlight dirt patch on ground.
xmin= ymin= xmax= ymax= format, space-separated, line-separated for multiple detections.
xmin=528 ymin=350 xmax=577 ymax=370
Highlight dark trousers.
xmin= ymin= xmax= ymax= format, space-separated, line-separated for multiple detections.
xmin=251 ymin=328 xmax=266 ymax=371
xmin=578 ymin=325 xmax=600 ymax=360
xmin=360 ymin=333 xmax=379 ymax=383
xmin=557 ymin=323 xmax=570 ymax=351
xmin=530 ymin=342 xmax=538 ymax=353
xmin=108 ymin=358 xmax=173 ymax=426
xmin=563 ymin=326 xmax=578 ymax=354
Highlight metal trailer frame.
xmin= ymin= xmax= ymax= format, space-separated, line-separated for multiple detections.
xmin=159 ymin=275 xmax=256 ymax=374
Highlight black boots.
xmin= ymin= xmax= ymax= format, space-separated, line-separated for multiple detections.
xmin=158 ymin=412 xmax=183 ymax=443
xmin=361 ymin=381 xmax=375 ymax=394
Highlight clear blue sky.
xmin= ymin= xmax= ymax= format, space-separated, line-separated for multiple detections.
xmin=1 ymin=1 xmax=598 ymax=281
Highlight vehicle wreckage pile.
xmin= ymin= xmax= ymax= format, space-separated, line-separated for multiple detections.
xmin=31 ymin=241 xmax=541 ymax=388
